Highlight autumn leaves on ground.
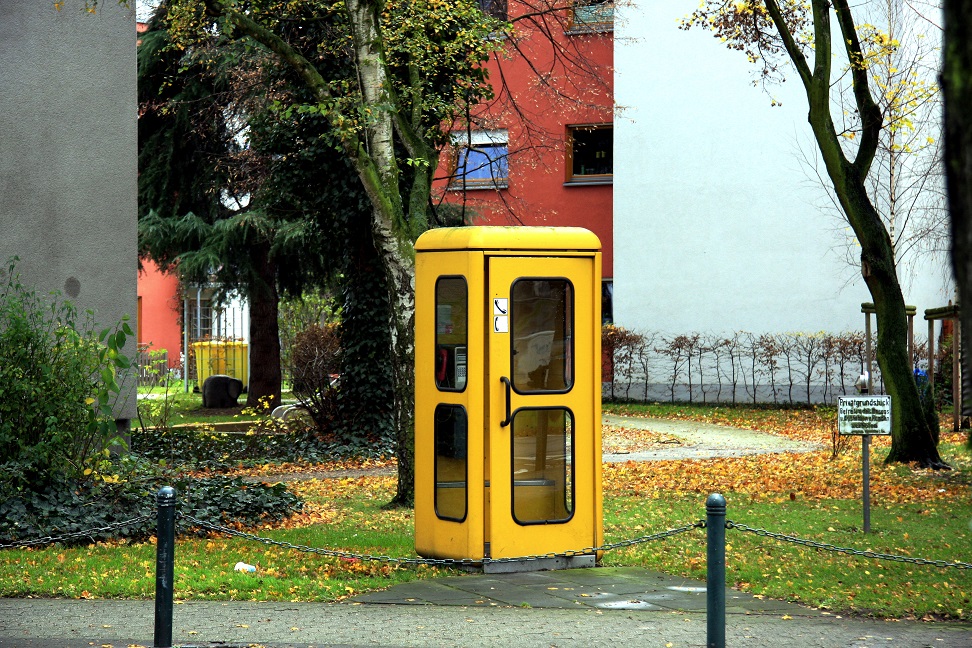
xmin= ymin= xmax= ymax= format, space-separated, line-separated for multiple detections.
xmin=1 ymin=404 xmax=969 ymax=620
xmin=602 ymin=404 xmax=971 ymax=504
xmin=212 ymin=403 xmax=972 ymax=619
xmin=598 ymin=404 xmax=971 ymax=621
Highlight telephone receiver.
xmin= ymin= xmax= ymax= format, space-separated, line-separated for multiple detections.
xmin=436 ymin=348 xmax=449 ymax=383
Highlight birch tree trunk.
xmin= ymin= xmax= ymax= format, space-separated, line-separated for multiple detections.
xmin=345 ymin=0 xmax=416 ymax=504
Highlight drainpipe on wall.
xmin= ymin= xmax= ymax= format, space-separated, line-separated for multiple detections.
xmin=183 ymin=294 xmax=190 ymax=394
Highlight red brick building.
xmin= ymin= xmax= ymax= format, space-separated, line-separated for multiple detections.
xmin=433 ymin=1 xmax=615 ymax=320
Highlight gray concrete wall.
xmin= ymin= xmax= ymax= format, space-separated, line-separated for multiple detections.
xmin=0 ymin=1 xmax=138 ymax=419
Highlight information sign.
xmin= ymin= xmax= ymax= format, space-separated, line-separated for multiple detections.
xmin=838 ymin=396 xmax=891 ymax=436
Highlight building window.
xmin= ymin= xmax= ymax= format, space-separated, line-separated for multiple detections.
xmin=187 ymin=296 xmax=215 ymax=339
xmin=566 ymin=124 xmax=612 ymax=183
xmin=450 ymin=129 xmax=509 ymax=190
xmin=602 ymin=279 xmax=613 ymax=325
xmin=570 ymin=0 xmax=614 ymax=33
xmin=478 ymin=0 xmax=507 ymax=20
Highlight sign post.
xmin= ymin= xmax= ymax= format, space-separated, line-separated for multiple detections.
xmin=838 ymin=395 xmax=891 ymax=533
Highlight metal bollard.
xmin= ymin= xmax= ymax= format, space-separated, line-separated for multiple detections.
xmin=154 ymin=486 xmax=177 ymax=648
xmin=706 ymin=493 xmax=726 ymax=648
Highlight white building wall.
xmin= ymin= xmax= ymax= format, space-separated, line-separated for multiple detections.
xmin=613 ymin=1 xmax=950 ymax=339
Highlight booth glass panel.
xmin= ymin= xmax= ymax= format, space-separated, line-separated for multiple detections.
xmin=435 ymin=277 xmax=468 ymax=391
xmin=511 ymin=408 xmax=574 ymax=524
xmin=510 ymin=279 xmax=573 ymax=392
xmin=434 ymin=404 xmax=468 ymax=521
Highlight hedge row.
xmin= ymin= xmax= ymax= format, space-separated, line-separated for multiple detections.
xmin=602 ymin=327 xmax=939 ymax=405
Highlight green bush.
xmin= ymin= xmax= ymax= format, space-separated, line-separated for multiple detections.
xmin=136 ymin=349 xmax=180 ymax=433
xmin=0 ymin=257 xmax=132 ymax=489
xmin=278 ymin=289 xmax=341 ymax=385
xmin=132 ymin=426 xmax=308 ymax=468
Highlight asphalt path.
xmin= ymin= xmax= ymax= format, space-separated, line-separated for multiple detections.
xmin=2 ymin=594 xmax=970 ymax=648
xmin=602 ymin=414 xmax=824 ymax=461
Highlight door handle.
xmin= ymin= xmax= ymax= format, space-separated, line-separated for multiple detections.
xmin=499 ymin=376 xmax=512 ymax=427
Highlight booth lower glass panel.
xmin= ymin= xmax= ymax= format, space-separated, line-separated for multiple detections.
xmin=511 ymin=408 xmax=574 ymax=525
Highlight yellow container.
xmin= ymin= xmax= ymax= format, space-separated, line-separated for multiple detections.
xmin=414 ymin=227 xmax=602 ymax=569
xmin=192 ymin=340 xmax=249 ymax=388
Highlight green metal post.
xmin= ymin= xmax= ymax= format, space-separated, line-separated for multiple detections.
xmin=706 ymin=493 xmax=726 ymax=648
xmin=862 ymin=434 xmax=871 ymax=533
xmin=154 ymin=486 xmax=176 ymax=648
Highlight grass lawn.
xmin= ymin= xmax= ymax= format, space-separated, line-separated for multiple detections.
xmin=1 ymin=402 xmax=969 ymax=620
xmin=136 ymin=381 xmax=267 ymax=427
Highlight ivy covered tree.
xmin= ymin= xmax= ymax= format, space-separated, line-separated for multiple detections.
xmin=683 ymin=0 xmax=947 ymax=468
xmin=156 ymin=0 xmax=501 ymax=505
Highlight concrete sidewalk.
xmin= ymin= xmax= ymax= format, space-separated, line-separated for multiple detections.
xmin=2 ymin=567 xmax=970 ymax=647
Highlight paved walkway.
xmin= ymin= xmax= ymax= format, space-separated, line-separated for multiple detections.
xmin=2 ymin=568 xmax=971 ymax=648
xmin=602 ymin=414 xmax=824 ymax=461
xmin=1 ymin=415 xmax=968 ymax=647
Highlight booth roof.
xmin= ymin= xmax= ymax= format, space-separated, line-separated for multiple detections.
xmin=414 ymin=226 xmax=601 ymax=253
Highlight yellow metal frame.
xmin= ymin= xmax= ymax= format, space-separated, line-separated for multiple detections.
xmin=415 ymin=250 xmax=486 ymax=559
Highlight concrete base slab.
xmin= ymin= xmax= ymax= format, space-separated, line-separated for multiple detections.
xmin=351 ymin=566 xmax=821 ymax=616
xmin=483 ymin=554 xmax=595 ymax=573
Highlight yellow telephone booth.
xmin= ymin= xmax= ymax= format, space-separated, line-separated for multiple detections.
xmin=414 ymin=226 xmax=603 ymax=572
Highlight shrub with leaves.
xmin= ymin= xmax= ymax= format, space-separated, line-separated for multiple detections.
xmin=278 ymin=289 xmax=341 ymax=385
xmin=290 ymin=323 xmax=341 ymax=434
xmin=136 ymin=349 xmax=181 ymax=433
xmin=602 ymin=324 xmax=643 ymax=401
xmin=0 ymin=257 xmax=133 ymax=490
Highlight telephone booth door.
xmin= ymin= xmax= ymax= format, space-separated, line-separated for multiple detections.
xmin=486 ymin=256 xmax=601 ymax=560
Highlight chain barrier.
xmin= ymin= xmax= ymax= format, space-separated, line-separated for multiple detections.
xmin=0 ymin=515 xmax=155 ymax=550
xmin=727 ymin=521 xmax=972 ymax=569
xmin=179 ymin=512 xmax=704 ymax=566
xmin=5 ymin=510 xmax=968 ymax=572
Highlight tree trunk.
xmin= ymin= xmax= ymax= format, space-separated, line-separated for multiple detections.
xmin=865 ymin=241 xmax=943 ymax=465
xmin=202 ymin=0 xmax=418 ymax=495
xmin=375 ymin=220 xmax=416 ymax=507
xmin=824 ymin=153 xmax=943 ymax=466
xmin=337 ymin=214 xmax=394 ymax=447
xmin=943 ymin=0 xmax=972 ymax=443
xmin=788 ymin=0 xmax=945 ymax=467
xmin=245 ymin=245 xmax=282 ymax=410
xmin=344 ymin=0 xmax=417 ymax=505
